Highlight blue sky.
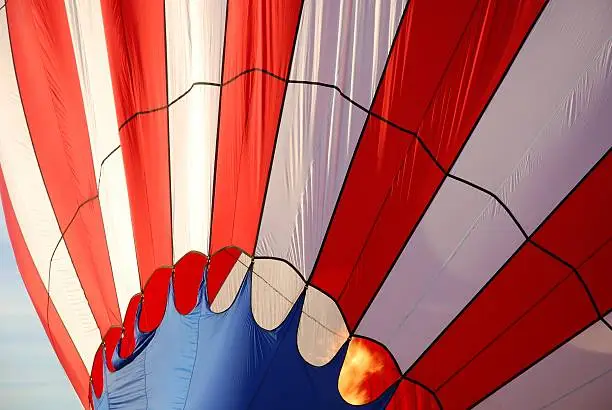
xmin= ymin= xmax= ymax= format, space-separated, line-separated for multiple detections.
xmin=0 ymin=202 xmax=81 ymax=409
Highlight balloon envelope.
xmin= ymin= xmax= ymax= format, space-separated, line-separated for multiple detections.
xmin=0 ymin=0 xmax=611 ymax=409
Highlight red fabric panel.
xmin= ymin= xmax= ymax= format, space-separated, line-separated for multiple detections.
xmin=209 ymin=0 xmax=303 ymax=256
xmin=532 ymin=154 xmax=612 ymax=313
xmin=91 ymin=345 xmax=104 ymax=398
xmin=369 ymin=0 xmax=480 ymax=134
xmin=369 ymin=0 xmax=548 ymax=168
xmin=417 ymin=0 xmax=547 ymax=168
xmin=386 ymin=380 xmax=439 ymax=410
xmin=139 ymin=267 xmax=172 ymax=333
xmin=404 ymin=156 xmax=610 ymax=408
xmin=119 ymin=294 xmax=141 ymax=358
xmin=311 ymin=121 xmax=443 ymax=329
xmin=174 ymin=251 xmax=208 ymax=315
xmin=0 ymin=171 xmax=90 ymax=408
xmin=222 ymin=0 xmax=303 ymax=81
xmin=7 ymin=0 xmax=120 ymax=333
xmin=103 ymin=327 xmax=122 ymax=372
xmin=310 ymin=0 xmax=547 ymax=331
xmin=581 ymin=240 xmax=612 ymax=315
xmin=209 ymin=74 xmax=285 ymax=255
xmin=406 ymin=243 xmax=597 ymax=409
xmin=436 ymin=276 xmax=595 ymax=409
xmin=407 ymin=243 xmax=569 ymax=386
xmin=207 ymin=247 xmax=242 ymax=303
xmin=339 ymin=337 xmax=401 ymax=405
xmin=100 ymin=0 xmax=172 ymax=286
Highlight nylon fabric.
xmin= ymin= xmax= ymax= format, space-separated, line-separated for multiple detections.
xmin=310 ymin=0 xmax=547 ymax=330
xmin=255 ymin=0 xmax=408 ymax=278
xmin=475 ymin=314 xmax=612 ymax=409
xmin=93 ymin=269 xmax=397 ymax=409
xmin=0 ymin=6 xmax=101 ymax=395
xmin=209 ymin=0 xmax=303 ymax=256
xmin=1 ymin=0 xmax=611 ymax=408
xmin=166 ymin=0 xmax=226 ymax=261
xmin=100 ymin=0 xmax=172 ymax=286
xmin=63 ymin=0 xmax=140 ymax=319
xmin=404 ymin=155 xmax=611 ymax=409
xmin=7 ymin=0 xmax=121 ymax=330
xmin=0 ymin=170 xmax=90 ymax=408
xmin=358 ymin=0 xmax=612 ymax=375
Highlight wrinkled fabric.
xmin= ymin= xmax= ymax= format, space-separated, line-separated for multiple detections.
xmin=93 ymin=269 xmax=396 ymax=409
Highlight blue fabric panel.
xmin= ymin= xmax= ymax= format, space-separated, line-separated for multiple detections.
xmin=93 ymin=346 xmax=148 ymax=410
xmin=145 ymin=287 xmax=200 ymax=410
xmin=93 ymin=269 xmax=397 ymax=409
xmin=182 ymin=272 xmax=296 ymax=409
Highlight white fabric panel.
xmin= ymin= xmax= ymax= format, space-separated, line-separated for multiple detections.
xmin=210 ymin=252 xmax=251 ymax=313
xmin=50 ymin=243 xmax=101 ymax=371
xmin=358 ymin=0 xmax=612 ymax=371
xmin=63 ymin=0 xmax=120 ymax=177
xmin=256 ymin=0 xmax=408 ymax=278
xmin=255 ymin=85 xmax=366 ymax=277
xmin=357 ymin=180 xmax=524 ymax=369
xmin=298 ymin=287 xmax=349 ymax=366
xmin=0 ymin=9 xmax=100 ymax=370
xmin=251 ymin=258 xmax=305 ymax=330
xmin=452 ymin=1 xmax=612 ymax=234
xmin=165 ymin=0 xmax=226 ymax=261
xmin=64 ymin=0 xmax=140 ymax=318
xmin=289 ymin=0 xmax=407 ymax=107
xmin=165 ymin=0 xmax=225 ymax=93
xmin=541 ymin=370 xmax=612 ymax=410
xmin=475 ymin=315 xmax=612 ymax=410
xmin=169 ymin=87 xmax=220 ymax=261
xmin=96 ymin=152 xmax=140 ymax=318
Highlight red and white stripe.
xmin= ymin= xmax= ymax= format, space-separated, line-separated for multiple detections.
xmin=255 ymin=0 xmax=408 ymax=277
xmin=474 ymin=313 xmax=612 ymax=410
xmin=0 ymin=4 xmax=102 ymax=406
xmin=358 ymin=0 xmax=612 ymax=371
xmin=63 ymin=0 xmax=140 ymax=320
xmin=1 ymin=0 xmax=611 ymax=408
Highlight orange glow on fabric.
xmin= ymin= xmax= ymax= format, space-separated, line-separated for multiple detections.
xmin=339 ymin=338 xmax=386 ymax=405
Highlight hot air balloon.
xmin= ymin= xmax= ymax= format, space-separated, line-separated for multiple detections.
xmin=1 ymin=0 xmax=611 ymax=408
